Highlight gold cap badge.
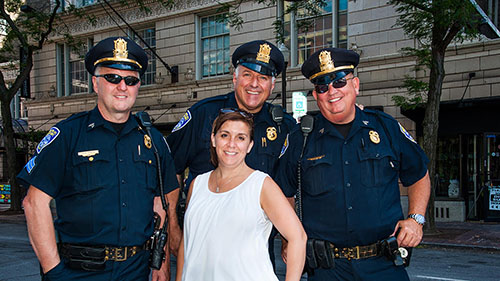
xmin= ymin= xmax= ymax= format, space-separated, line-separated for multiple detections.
xmin=266 ymin=127 xmax=277 ymax=141
xmin=319 ymin=51 xmax=335 ymax=73
xmin=256 ymin=43 xmax=271 ymax=64
xmin=369 ymin=130 xmax=380 ymax=144
xmin=113 ymin=38 xmax=128 ymax=60
xmin=144 ymin=135 xmax=152 ymax=149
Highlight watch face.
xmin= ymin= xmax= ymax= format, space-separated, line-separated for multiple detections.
xmin=410 ymin=214 xmax=425 ymax=224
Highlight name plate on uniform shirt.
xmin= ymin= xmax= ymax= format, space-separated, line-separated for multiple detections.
xmin=77 ymin=150 xmax=99 ymax=157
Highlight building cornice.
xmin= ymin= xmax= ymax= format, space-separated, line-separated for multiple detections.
xmin=53 ymin=0 xmax=233 ymax=38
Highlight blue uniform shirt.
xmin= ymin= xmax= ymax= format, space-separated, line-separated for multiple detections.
xmin=17 ymin=107 xmax=178 ymax=246
xmin=276 ymin=108 xmax=429 ymax=247
xmin=167 ymin=92 xmax=296 ymax=194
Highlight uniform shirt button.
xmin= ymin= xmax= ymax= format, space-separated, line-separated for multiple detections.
xmin=119 ymin=158 xmax=123 ymax=162
xmin=348 ymin=206 xmax=353 ymax=210
xmin=121 ymin=180 xmax=126 ymax=184
xmin=344 ymin=141 xmax=348 ymax=145
xmin=344 ymin=160 xmax=349 ymax=165
xmin=346 ymin=183 xmax=351 ymax=187
xmin=122 ymin=203 xmax=127 ymax=207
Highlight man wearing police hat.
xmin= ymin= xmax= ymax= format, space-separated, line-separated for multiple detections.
xmin=167 ymin=40 xmax=297 ymax=264
xmin=19 ymin=36 xmax=178 ymax=281
xmin=276 ymin=47 xmax=431 ymax=280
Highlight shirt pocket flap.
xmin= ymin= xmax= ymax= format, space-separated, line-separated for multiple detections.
xmin=357 ymin=149 xmax=392 ymax=161
xmin=72 ymin=150 xmax=109 ymax=165
xmin=302 ymin=155 xmax=334 ymax=196
xmin=133 ymin=150 xmax=157 ymax=167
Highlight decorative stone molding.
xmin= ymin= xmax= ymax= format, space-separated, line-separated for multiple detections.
xmin=60 ymin=0 xmax=223 ymax=36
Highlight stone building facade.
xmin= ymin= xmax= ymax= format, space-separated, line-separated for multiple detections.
xmin=23 ymin=0 xmax=500 ymax=221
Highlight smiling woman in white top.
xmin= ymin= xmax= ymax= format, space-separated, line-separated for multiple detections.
xmin=176 ymin=108 xmax=306 ymax=281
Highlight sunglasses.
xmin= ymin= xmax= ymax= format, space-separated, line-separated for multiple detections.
xmin=219 ymin=108 xmax=253 ymax=119
xmin=314 ymin=76 xmax=354 ymax=94
xmin=95 ymin=74 xmax=141 ymax=86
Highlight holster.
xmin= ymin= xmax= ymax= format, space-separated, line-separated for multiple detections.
xmin=58 ymin=244 xmax=106 ymax=271
xmin=379 ymin=236 xmax=412 ymax=267
xmin=313 ymin=239 xmax=334 ymax=269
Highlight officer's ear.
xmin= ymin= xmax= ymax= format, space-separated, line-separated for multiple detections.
xmin=92 ymin=75 xmax=99 ymax=95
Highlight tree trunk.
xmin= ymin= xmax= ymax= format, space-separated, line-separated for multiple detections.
xmin=422 ymin=46 xmax=446 ymax=232
xmin=1 ymin=94 xmax=23 ymax=212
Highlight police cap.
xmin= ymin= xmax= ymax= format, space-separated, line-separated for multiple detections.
xmin=85 ymin=37 xmax=148 ymax=76
xmin=301 ymin=48 xmax=359 ymax=84
xmin=232 ymin=40 xmax=284 ymax=77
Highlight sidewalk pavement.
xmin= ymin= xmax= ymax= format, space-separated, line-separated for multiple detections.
xmin=2 ymin=204 xmax=500 ymax=251
xmin=421 ymin=221 xmax=500 ymax=251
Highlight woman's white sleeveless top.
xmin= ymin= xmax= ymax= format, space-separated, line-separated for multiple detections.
xmin=181 ymin=170 xmax=278 ymax=281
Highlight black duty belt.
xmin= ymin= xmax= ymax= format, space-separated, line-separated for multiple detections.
xmin=59 ymin=242 xmax=149 ymax=263
xmin=327 ymin=241 xmax=380 ymax=260
xmin=304 ymin=237 xmax=411 ymax=276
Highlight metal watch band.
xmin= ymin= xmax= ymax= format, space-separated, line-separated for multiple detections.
xmin=408 ymin=213 xmax=426 ymax=225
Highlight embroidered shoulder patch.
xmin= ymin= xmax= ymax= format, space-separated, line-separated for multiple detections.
xmin=398 ymin=122 xmax=417 ymax=144
xmin=25 ymin=156 xmax=37 ymax=174
xmin=172 ymin=110 xmax=192 ymax=133
xmin=36 ymin=127 xmax=60 ymax=154
xmin=279 ymin=134 xmax=289 ymax=158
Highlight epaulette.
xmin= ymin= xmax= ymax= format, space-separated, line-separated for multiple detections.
xmin=363 ymin=108 xmax=397 ymax=125
xmin=54 ymin=111 xmax=90 ymax=126
xmin=189 ymin=94 xmax=230 ymax=112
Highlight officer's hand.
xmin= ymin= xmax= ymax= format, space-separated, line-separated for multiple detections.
xmin=392 ymin=218 xmax=423 ymax=248
xmin=151 ymin=258 xmax=171 ymax=281
xmin=280 ymin=235 xmax=288 ymax=264
xmin=168 ymin=224 xmax=182 ymax=256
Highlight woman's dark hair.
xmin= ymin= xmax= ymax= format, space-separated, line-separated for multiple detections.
xmin=209 ymin=108 xmax=254 ymax=167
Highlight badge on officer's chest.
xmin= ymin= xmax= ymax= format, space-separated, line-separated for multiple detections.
xmin=369 ymin=130 xmax=380 ymax=144
xmin=266 ymin=127 xmax=277 ymax=141
xmin=144 ymin=135 xmax=152 ymax=149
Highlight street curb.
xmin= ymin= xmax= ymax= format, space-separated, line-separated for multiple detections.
xmin=420 ymin=242 xmax=500 ymax=252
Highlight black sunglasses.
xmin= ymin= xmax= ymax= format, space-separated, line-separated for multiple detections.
xmin=314 ymin=76 xmax=354 ymax=94
xmin=219 ymin=108 xmax=253 ymax=119
xmin=95 ymin=74 xmax=141 ymax=86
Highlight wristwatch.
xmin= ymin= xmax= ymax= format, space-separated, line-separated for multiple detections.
xmin=408 ymin=213 xmax=426 ymax=225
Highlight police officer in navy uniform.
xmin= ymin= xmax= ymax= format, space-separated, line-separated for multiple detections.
xmin=276 ymin=48 xmax=431 ymax=280
xmin=18 ymin=37 xmax=178 ymax=281
xmin=167 ymin=40 xmax=297 ymax=264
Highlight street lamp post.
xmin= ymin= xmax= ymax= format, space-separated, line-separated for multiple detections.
xmin=278 ymin=43 xmax=290 ymax=112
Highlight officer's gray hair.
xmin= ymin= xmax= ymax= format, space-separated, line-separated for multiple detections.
xmin=235 ymin=65 xmax=276 ymax=84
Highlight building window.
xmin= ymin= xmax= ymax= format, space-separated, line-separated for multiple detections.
xmin=284 ymin=0 xmax=348 ymax=66
xmin=70 ymin=43 xmax=89 ymax=94
xmin=132 ymin=27 xmax=156 ymax=86
xmin=198 ymin=13 xmax=230 ymax=78
xmin=55 ymin=0 xmax=96 ymax=12
xmin=56 ymin=39 xmax=93 ymax=96
xmin=478 ymin=0 xmax=499 ymax=27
